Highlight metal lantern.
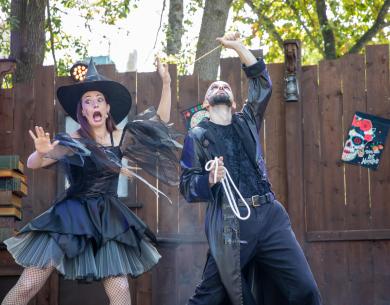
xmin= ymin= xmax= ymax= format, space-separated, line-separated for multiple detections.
xmin=284 ymin=74 xmax=299 ymax=102
xmin=283 ymin=40 xmax=301 ymax=103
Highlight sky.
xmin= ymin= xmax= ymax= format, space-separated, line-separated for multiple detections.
xmin=54 ymin=0 xmax=260 ymax=73
xmin=0 ymin=0 xmax=263 ymax=73
xmin=54 ymin=1 xmax=199 ymax=72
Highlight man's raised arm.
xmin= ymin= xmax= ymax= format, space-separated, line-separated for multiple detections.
xmin=217 ymin=33 xmax=272 ymax=130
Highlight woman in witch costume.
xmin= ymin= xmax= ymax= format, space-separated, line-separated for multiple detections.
xmin=2 ymin=59 xmax=181 ymax=305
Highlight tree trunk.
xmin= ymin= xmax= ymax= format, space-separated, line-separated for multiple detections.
xmin=10 ymin=0 xmax=46 ymax=82
xmin=194 ymin=0 xmax=232 ymax=80
xmin=348 ymin=0 xmax=390 ymax=54
xmin=166 ymin=0 xmax=184 ymax=55
xmin=315 ymin=0 xmax=336 ymax=59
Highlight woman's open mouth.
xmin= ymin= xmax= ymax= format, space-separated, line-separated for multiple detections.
xmin=92 ymin=111 xmax=103 ymax=123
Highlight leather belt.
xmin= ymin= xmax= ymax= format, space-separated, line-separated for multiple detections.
xmin=237 ymin=192 xmax=274 ymax=208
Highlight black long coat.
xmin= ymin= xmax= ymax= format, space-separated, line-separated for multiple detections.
xmin=180 ymin=59 xmax=282 ymax=305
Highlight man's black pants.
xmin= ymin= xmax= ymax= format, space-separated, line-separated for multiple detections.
xmin=187 ymin=200 xmax=322 ymax=305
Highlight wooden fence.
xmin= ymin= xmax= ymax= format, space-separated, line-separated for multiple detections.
xmin=0 ymin=44 xmax=389 ymax=305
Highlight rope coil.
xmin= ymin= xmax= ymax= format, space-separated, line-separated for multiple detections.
xmin=205 ymin=157 xmax=251 ymax=220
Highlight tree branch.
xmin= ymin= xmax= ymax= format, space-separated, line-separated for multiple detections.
xmin=245 ymin=0 xmax=284 ymax=50
xmin=46 ymin=0 xmax=57 ymax=74
xmin=153 ymin=0 xmax=167 ymax=50
xmin=348 ymin=0 xmax=390 ymax=54
xmin=315 ymin=0 xmax=337 ymax=59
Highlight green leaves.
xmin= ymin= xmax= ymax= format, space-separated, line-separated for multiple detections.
xmin=232 ymin=0 xmax=389 ymax=64
xmin=0 ymin=0 xmax=138 ymax=74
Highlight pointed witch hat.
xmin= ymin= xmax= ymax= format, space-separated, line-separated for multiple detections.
xmin=57 ymin=59 xmax=132 ymax=124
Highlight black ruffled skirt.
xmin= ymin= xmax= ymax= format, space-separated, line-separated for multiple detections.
xmin=4 ymin=194 xmax=160 ymax=281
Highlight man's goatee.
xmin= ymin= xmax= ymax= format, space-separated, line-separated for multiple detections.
xmin=209 ymin=93 xmax=232 ymax=107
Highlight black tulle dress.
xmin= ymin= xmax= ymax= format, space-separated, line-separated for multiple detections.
xmin=4 ymin=108 xmax=181 ymax=281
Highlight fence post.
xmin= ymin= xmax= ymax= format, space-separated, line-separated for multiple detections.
xmin=283 ymin=40 xmax=306 ymax=245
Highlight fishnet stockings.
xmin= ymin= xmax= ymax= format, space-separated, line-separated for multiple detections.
xmin=2 ymin=268 xmax=131 ymax=305
xmin=1 ymin=266 xmax=54 ymax=305
xmin=103 ymin=276 xmax=132 ymax=305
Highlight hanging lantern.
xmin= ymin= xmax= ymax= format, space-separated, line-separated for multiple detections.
xmin=283 ymin=40 xmax=301 ymax=103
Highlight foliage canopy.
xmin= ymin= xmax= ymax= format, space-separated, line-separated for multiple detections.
xmin=0 ymin=0 xmax=388 ymax=76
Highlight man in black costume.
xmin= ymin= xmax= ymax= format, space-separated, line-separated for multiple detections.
xmin=180 ymin=33 xmax=322 ymax=305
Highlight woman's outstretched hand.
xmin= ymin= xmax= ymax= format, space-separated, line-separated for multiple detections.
xmin=156 ymin=56 xmax=171 ymax=84
xmin=155 ymin=56 xmax=172 ymax=123
xmin=29 ymin=126 xmax=59 ymax=155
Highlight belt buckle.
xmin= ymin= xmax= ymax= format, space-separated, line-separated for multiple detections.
xmin=251 ymin=195 xmax=260 ymax=207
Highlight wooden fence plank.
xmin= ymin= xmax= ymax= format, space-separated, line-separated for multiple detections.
xmin=11 ymin=81 xmax=35 ymax=225
xmin=0 ymin=89 xmax=14 ymax=156
xmin=152 ymin=245 xmax=178 ymax=305
xmin=316 ymin=60 xmax=350 ymax=305
xmin=176 ymin=243 xmax=207 ymax=305
xmin=176 ymin=74 xmax=208 ymax=305
xmin=153 ymin=65 xmax=180 ymax=305
xmin=306 ymin=229 xmax=390 ymax=241
xmin=283 ymin=77 xmax=305 ymax=245
xmin=264 ymin=63 xmax=287 ymax=208
xmin=177 ymin=75 xmax=203 ymax=234
xmin=302 ymin=65 xmax=323 ymax=232
xmin=366 ymin=45 xmax=390 ymax=229
xmin=341 ymin=53 xmax=370 ymax=230
xmin=0 ymin=89 xmax=13 ymax=133
xmin=305 ymin=243 xmax=325 ymax=303
xmin=117 ymin=70 xmax=138 ymax=305
xmin=366 ymin=44 xmax=390 ymax=305
xmin=32 ymin=66 xmax=58 ymax=305
xmin=136 ymin=70 xmax=162 ymax=305
xmin=300 ymin=60 xmax=334 ymax=304
xmin=321 ymin=242 xmax=349 ymax=305
xmin=32 ymin=66 xmax=57 ymax=217
xmin=373 ymin=240 xmax=390 ymax=305
xmin=318 ymin=59 xmax=345 ymax=231
xmin=346 ymin=241 xmax=374 ymax=305
xmin=135 ymin=70 xmax=161 ymax=231
xmin=158 ymin=64 xmax=179 ymax=235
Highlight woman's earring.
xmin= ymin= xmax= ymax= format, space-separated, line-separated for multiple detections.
xmin=106 ymin=114 xmax=109 ymax=118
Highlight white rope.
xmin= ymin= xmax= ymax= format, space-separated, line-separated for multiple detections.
xmin=205 ymin=157 xmax=251 ymax=220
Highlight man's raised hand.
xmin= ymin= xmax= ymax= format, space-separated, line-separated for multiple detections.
xmin=216 ymin=32 xmax=242 ymax=50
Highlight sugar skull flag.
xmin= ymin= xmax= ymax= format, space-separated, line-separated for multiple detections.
xmin=341 ymin=112 xmax=390 ymax=170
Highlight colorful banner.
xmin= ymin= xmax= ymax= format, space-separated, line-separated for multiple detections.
xmin=341 ymin=112 xmax=390 ymax=170
xmin=181 ymin=103 xmax=209 ymax=130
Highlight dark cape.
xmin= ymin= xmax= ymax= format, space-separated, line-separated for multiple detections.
xmin=180 ymin=59 xmax=288 ymax=305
